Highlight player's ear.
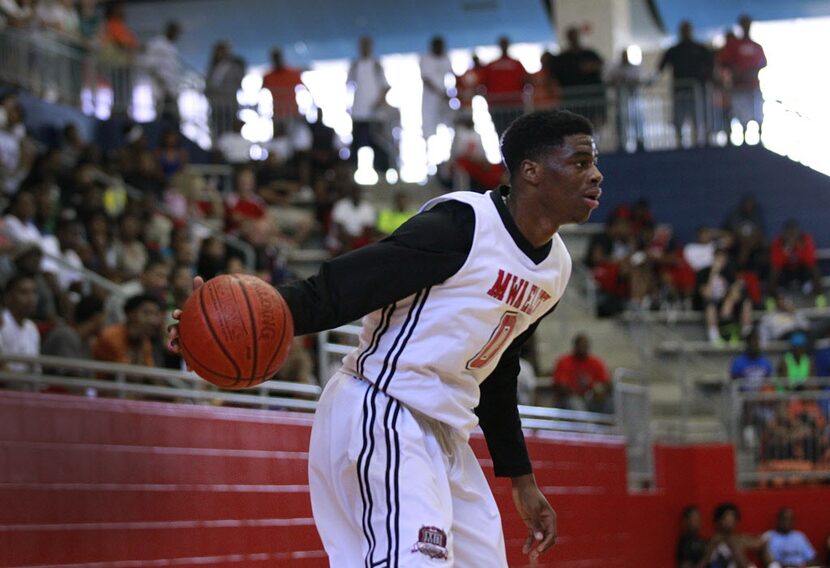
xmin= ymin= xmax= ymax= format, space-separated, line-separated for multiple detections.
xmin=519 ymin=159 xmax=541 ymax=185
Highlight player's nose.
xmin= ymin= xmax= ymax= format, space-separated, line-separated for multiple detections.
xmin=590 ymin=165 xmax=603 ymax=186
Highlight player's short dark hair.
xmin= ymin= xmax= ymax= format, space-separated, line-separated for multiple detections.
xmin=500 ymin=110 xmax=594 ymax=178
xmin=713 ymin=502 xmax=740 ymax=523
xmin=124 ymin=293 xmax=163 ymax=315
xmin=74 ymin=295 xmax=104 ymax=324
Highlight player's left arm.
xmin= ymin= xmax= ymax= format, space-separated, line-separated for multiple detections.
xmin=475 ymin=305 xmax=558 ymax=561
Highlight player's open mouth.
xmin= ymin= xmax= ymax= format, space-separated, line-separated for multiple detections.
xmin=583 ymin=188 xmax=601 ymax=209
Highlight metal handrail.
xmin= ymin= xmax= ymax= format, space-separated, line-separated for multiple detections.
xmin=0 ymin=353 xmax=320 ymax=397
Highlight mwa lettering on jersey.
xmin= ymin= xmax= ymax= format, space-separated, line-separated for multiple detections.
xmin=486 ymin=269 xmax=552 ymax=315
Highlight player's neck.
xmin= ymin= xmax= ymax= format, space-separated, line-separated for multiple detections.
xmin=505 ymin=190 xmax=560 ymax=248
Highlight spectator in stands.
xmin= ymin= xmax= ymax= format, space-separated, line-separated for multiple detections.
xmin=141 ymin=21 xmax=183 ymax=121
xmin=0 ymin=0 xmax=34 ymax=28
xmin=77 ymin=0 xmax=101 ymax=46
xmin=205 ymin=40 xmax=246 ymax=140
xmin=718 ymin=15 xmax=767 ymax=136
xmin=787 ymin=391 xmax=824 ymax=462
xmin=155 ymin=128 xmax=188 ymax=179
xmin=166 ymin=264 xmax=192 ymax=316
xmin=731 ymin=330 xmax=773 ymax=392
xmin=8 ymin=242 xmax=61 ymax=324
xmin=551 ymin=333 xmax=612 ymax=413
xmin=607 ymin=48 xmax=645 ymax=152
xmin=37 ymin=0 xmax=80 ymax=38
xmin=585 ymin=214 xmax=635 ymax=317
xmin=684 ymin=227 xmax=731 ymax=279
xmin=262 ymin=48 xmax=304 ymax=127
xmin=117 ymin=123 xmax=147 ymax=178
xmin=264 ymin=183 xmax=316 ymax=248
xmin=677 ymin=505 xmax=706 ymax=568
xmin=215 ymin=118 xmax=251 ymax=165
xmin=308 ymin=107 xmax=339 ymax=180
xmin=59 ymin=124 xmax=91 ymax=171
xmin=347 ymin=36 xmax=391 ymax=174
xmin=104 ymin=258 xmax=169 ymax=325
xmin=447 ymin=113 xmax=504 ymax=192
xmin=100 ymin=1 xmax=139 ymax=113
xmin=109 ymin=212 xmax=148 ymax=282
xmin=777 ymin=332 xmax=813 ymax=391
xmin=124 ymin=150 xmax=165 ymax=199
xmin=195 ymin=236 xmax=227 ymax=280
xmin=47 ymin=214 xmax=85 ymax=294
xmin=420 ymin=36 xmax=454 ymax=148
xmin=723 ymin=194 xmax=765 ymax=238
xmin=758 ymin=293 xmax=810 ymax=346
xmin=0 ymin=273 xmax=40 ymax=373
xmin=225 ymin=166 xmax=266 ymax=234
xmin=658 ymin=21 xmax=714 ymax=146
xmin=482 ymin=36 xmax=528 ymax=137
xmin=0 ymin=95 xmax=36 ymax=195
xmin=3 ymin=188 xmax=40 ymax=243
xmin=550 ymin=27 xmax=605 ymax=128
xmin=456 ymin=54 xmax=484 ymax=113
xmin=93 ymin=293 xmax=163 ymax=367
xmin=700 ymin=502 xmax=769 ymax=568
xmin=376 ymin=192 xmax=416 ymax=236
xmin=42 ymin=294 xmax=104 ymax=359
xmin=698 ymin=248 xmax=753 ymax=345
xmin=769 ymin=220 xmax=825 ymax=307
xmin=529 ymin=51 xmax=559 ymax=111
xmin=327 ymin=182 xmax=376 ymax=254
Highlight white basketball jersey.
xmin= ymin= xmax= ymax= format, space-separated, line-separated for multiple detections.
xmin=340 ymin=190 xmax=572 ymax=437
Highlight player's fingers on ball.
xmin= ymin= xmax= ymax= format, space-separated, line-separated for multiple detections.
xmin=172 ymin=309 xmax=182 ymax=320
xmin=193 ymin=275 xmax=205 ymax=289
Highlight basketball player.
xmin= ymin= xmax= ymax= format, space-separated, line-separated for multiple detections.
xmin=168 ymin=109 xmax=603 ymax=566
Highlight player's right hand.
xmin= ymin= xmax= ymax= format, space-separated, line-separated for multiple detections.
xmin=167 ymin=275 xmax=204 ymax=354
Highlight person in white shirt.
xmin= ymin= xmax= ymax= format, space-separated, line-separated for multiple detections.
xmin=0 ymin=273 xmax=41 ymax=373
xmin=347 ymin=36 xmax=391 ymax=173
xmin=0 ymin=0 xmax=33 ymax=29
xmin=141 ymin=21 xmax=183 ymax=119
xmin=36 ymin=0 xmax=79 ymax=37
xmin=419 ymin=36 xmax=454 ymax=143
xmin=328 ymin=183 xmax=376 ymax=254
xmin=216 ymin=118 xmax=251 ymax=165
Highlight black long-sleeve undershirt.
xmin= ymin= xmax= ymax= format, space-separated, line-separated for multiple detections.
xmin=277 ymin=190 xmax=557 ymax=477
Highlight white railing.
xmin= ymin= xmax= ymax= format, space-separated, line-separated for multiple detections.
xmin=0 ymin=354 xmax=320 ymax=411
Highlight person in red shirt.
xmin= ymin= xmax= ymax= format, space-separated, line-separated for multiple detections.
xmin=551 ymin=334 xmax=612 ymax=413
xmin=456 ymin=55 xmax=485 ymax=112
xmin=717 ymin=15 xmax=767 ymax=133
xmin=482 ymin=36 xmax=529 ymax=136
xmin=769 ymin=220 xmax=825 ymax=305
xmin=225 ymin=166 xmax=266 ymax=234
xmin=262 ymin=48 xmax=304 ymax=123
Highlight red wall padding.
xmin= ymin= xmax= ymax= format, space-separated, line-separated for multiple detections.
xmin=1 ymin=391 xmax=829 ymax=568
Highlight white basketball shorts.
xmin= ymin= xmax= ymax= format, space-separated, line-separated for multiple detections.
xmin=308 ymin=372 xmax=508 ymax=567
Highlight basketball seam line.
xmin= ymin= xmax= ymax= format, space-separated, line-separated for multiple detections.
xmin=199 ymin=283 xmax=243 ymax=385
xmin=234 ymin=276 xmax=259 ymax=387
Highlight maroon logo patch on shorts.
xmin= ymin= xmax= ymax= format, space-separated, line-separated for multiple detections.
xmin=411 ymin=526 xmax=448 ymax=560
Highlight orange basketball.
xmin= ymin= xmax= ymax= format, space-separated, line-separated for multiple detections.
xmin=178 ymin=274 xmax=294 ymax=389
